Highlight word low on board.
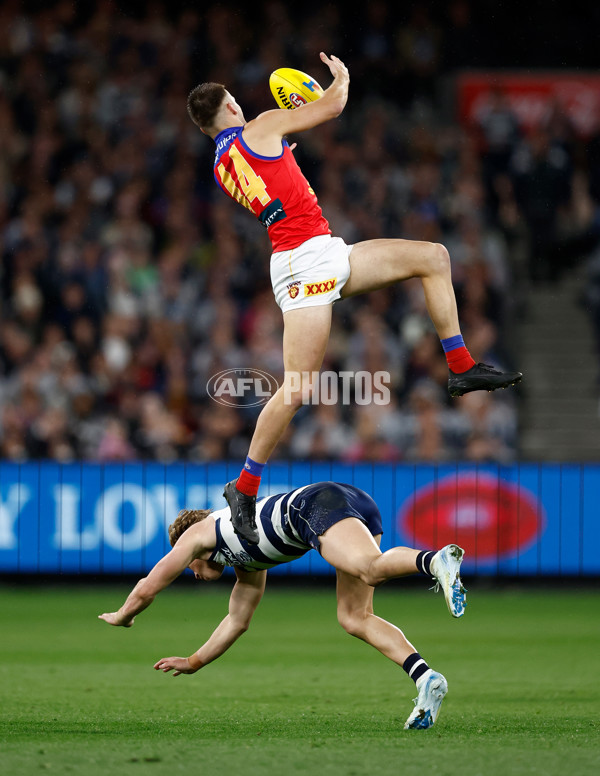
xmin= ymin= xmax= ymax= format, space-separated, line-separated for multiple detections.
xmin=0 ymin=462 xmax=598 ymax=576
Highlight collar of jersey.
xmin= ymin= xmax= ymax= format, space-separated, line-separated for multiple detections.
xmin=213 ymin=126 xmax=243 ymax=161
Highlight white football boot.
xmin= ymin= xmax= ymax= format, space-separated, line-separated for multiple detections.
xmin=430 ymin=544 xmax=467 ymax=618
xmin=404 ymin=670 xmax=448 ymax=730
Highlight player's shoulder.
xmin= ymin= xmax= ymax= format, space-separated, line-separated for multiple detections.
xmin=246 ymin=109 xmax=287 ymax=127
xmin=242 ymin=109 xmax=288 ymax=142
xmin=209 ymin=507 xmax=229 ymax=527
xmin=182 ymin=513 xmax=218 ymax=551
xmin=239 ymin=121 xmax=290 ymax=161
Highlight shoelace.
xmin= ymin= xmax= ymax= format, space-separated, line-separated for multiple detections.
xmin=429 ymin=577 xmax=468 ymax=600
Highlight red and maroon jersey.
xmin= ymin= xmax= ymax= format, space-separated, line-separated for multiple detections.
xmin=213 ymin=126 xmax=331 ymax=252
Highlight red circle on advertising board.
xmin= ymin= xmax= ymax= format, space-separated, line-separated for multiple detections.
xmin=398 ymin=473 xmax=543 ymax=559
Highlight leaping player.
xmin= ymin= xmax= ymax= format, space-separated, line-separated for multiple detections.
xmin=99 ymin=481 xmax=467 ymax=730
xmin=187 ymin=53 xmax=522 ymax=544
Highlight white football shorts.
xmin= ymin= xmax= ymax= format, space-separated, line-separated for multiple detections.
xmin=270 ymin=234 xmax=353 ymax=313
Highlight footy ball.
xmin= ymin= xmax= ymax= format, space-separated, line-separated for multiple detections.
xmin=269 ymin=68 xmax=324 ymax=110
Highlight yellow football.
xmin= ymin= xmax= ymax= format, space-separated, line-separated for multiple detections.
xmin=269 ymin=67 xmax=324 ymax=110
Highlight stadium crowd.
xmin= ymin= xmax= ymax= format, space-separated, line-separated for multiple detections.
xmin=0 ymin=0 xmax=598 ymax=464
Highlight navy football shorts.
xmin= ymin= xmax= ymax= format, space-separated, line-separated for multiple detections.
xmin=288 ymin=482 xmax=383 ymax=551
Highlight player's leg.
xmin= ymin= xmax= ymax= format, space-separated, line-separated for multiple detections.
xmin=319 ymin=516 xmax=423 ymax=585
xmin=249 ymin=304 xmax=332 ymax=461
xmin=344 ymin=239 xmax=459 ymax=337
xmin=224 ymin=304 xmax=332 ymax=543
xmin=319 ymin=517 xmax=467 ymax=618
xmin=342 ymin=238 xmax=522 ymax=396
xmin=335 ymin=563 xmax=418 ymax=666
xmin=334 ymin=541 xmax=449 ymax=730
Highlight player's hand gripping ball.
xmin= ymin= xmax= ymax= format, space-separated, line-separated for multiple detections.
xmin=269 ymin=68 xmax=324 ymax=110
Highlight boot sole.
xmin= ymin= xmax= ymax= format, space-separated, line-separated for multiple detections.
xmin=449 ymin=374 xmax=522 ymax=398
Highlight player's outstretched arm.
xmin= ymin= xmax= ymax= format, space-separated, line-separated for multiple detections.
xmin=98 ymin=533 xmax=202 ymax=627
xmin=245 ymin=52 xmax=349 ymax=144
xmin=154 ymin=568 xmax=267 ymax=677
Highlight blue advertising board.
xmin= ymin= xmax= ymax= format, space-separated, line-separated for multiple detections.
xmin=0 ymin=462 xmax=598 ymax=576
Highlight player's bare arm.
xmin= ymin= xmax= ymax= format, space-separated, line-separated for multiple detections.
xmin=98 ymin=520 xmax=215 ymax=627
xmin=154 ymin=568 xmax=267 ymax=676
xmin=243 ymin=53 xmax=349 ymax=155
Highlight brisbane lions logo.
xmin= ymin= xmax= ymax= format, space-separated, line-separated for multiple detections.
xmin=287 ymin=281 xmax=301 ymax=299
xmin=290 ymin=93 xmax=308 ymax=107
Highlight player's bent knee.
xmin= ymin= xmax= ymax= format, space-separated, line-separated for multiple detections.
xmin=431 ymin=242 xmax=451 ymax=274
xmin=337 ymin=610 xmax=367 ymax=639
xmin=359 ymin=560 xmax=385 ymax=588
xmin=404 ymin=241 xmax=451 ymax=280
xmin=283 ymin=389 xmax=305 ymax=412
xmin=360 ymin=571 xmax=383 ymax=587
xmin=282 ymin=373 xmax=318 ymax=411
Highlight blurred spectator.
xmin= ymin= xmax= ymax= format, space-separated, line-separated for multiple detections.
xmin=456 ymin=391 xmax=517 ymax=462
xmin=343 ymin=405 xmax=402 ymax=463
xmin=290 ymin=402 xmax=354 ymax=460
xmin=582 ymin=247 xmax=600 ymax=380
xmin=394 ymin=381 xmax=461 ymax=462
xmin=443 ymin=0 xmax=481 ymax=71
xmin=97 ymin=417 xmax=136 ymax=462
xmin=475 ymin=88 xmax=521 ymax=181
xmin=396 ymin=4 xmax=442 ymax=105
xmin=511 ymin=128 xmax=572 ymax=281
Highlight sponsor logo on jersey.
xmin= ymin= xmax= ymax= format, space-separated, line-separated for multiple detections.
xmin=304 ymin=278 xmax=337 ymax=297
xmin=287 ymin=281 xmax=301 ymax=299
xmin=213 ymin=129 xmax=239 ymax=163
xmin=259 ymin=198 xmax=287 ymax=228
xmin=218 ymin=544 xmax=255 ymax=567
xmin=290 ymin=92 xmax=308 ymax=107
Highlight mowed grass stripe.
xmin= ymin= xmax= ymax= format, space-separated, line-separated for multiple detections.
xmin=0 ymin=586 xmax=598 ymax=776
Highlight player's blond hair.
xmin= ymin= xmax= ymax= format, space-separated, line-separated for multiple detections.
xmin=168 ymin=508 xmax=211 ymax=547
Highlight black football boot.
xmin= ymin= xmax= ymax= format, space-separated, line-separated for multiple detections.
xmin=223 ymin=480 xmax=259 ymax=544
xmin=448 ymin=363 xmax=523 ymax=398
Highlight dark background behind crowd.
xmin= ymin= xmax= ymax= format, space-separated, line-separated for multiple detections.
xmin=1 ymin=0 xmax=600 ymax=465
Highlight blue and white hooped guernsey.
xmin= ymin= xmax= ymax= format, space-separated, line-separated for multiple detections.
xmin=207 ymin=482 xmax=383 ymax=572
xmin=209 ymin=486 xmax=313 ymax=571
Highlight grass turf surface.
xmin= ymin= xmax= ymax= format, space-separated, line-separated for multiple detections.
xmin=0 ymin=583 xmax=598 ymax=776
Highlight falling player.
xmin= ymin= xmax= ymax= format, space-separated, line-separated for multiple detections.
xmin=99 ymin=481 xmax=467 ymax=730
xmin=186 ymin=53 xmax=522 ymax=543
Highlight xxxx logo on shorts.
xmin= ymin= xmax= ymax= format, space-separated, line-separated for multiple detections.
xmin=304 ymin=278 xmax=337 ymax=297
xmin=287 ymin=281 xmax=301 ymax=299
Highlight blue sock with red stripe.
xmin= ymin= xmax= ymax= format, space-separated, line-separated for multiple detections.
xmin=441 ymin=334 xmax=475 ymax=374
xmin=237 ymin=456 xmax=265 ymax=497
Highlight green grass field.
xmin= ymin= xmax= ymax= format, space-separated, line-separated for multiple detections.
xmin=1 ymin=582 xmax=598 ymax=776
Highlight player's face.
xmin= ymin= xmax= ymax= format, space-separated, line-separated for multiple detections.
xmin=188 ymin=558 xmax=224 ymax=582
